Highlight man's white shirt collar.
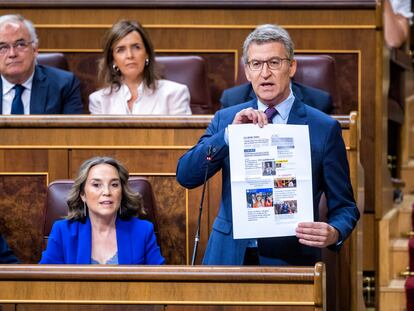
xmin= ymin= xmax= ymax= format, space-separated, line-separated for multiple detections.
xmin=1 ymin=70 xmax=35 ymax=114
xmin=257 ymin=84 xmax=295 ymax=123
xmin=2 ymin=71 xmax=34 ymax=95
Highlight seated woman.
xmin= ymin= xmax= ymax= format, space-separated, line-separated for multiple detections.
xmin=0 ymin=234 xmax=19 ymax=264
xmin=40 ymin=156 xmax=164 ymax=264
xmin=89 ymin=20 xmax=192 ymax=115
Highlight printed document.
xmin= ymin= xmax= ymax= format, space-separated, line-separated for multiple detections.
xmin=228 ymin=123 xmax=313 ymax=239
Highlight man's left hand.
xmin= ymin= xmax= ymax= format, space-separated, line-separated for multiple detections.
xmin=295 ymin=222 xmax=339 ymax=248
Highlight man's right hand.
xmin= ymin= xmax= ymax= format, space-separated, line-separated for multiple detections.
xmin=232 ymin=108 xmax=268 ymax=127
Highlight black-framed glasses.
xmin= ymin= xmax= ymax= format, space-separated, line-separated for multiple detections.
xmin=247 ymin=57 xmax=291 ymax=71
xmin=0 ymin=40 xmax=34 ymax=55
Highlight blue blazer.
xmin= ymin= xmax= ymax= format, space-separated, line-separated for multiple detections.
xmin=0 ymin=234 xmax=19 ymax=264
xmin=39 ymin=217 xmax=165 ymax=265
xmin=176 ymin=98 xmax=359 ymax=265
xmin=0 ymin=64 xmax=84 ymax=114
xmin=220 ymin=81 xmax=333 ymax=114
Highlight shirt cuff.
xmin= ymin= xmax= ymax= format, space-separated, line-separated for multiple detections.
xmin=224 ymin=126 xmax=229 ymax=146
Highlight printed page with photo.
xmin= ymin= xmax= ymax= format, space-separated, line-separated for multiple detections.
xmin=228 ymin=123 xmax=313 ymax=239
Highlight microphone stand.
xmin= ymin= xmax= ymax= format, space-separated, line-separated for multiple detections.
xmin=191 ymin=145 xmax=212 ymax=265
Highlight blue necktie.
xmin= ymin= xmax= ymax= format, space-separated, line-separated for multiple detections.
xmin=264 ymin=107 xmax=278 ymax=123
xmin=11 ymin=84 xmax=24 ymax=114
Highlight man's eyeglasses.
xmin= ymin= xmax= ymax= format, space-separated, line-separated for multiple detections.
xmin=0 ymin=40 xmax=34 ymax=55
xmin=247 ymin=57 xmax=291 ymax=71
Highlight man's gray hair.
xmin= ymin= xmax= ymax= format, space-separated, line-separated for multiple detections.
xmin=242 ymin=24 xmax=294 ymax=64
xmin=0 ymin=14 xmax=39 ymax=46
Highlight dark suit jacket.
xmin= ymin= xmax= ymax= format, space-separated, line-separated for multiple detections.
xmin=0 ymin=64 xmax=83 ymax=114
xmin=0 ymin=234 xmax=19 ymax=264
xmin=176 ymin=98 xmax=359 ymax=265
xmin=220 ymin=81 xmax=333 ymax=114
xmin=39 ymin=217 xmax=165 ymax=264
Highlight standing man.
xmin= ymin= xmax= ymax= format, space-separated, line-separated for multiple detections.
xmin=0 ymin=14 xmax=83 ymax=114
xmin=176 ymin=24 xmax=360 ymax=265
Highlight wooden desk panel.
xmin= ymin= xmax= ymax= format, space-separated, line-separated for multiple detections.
xmin=0 ymin=264 xmax=325 ymax=311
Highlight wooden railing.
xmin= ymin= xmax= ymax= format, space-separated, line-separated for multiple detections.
xmin=0 ymin=263 xmax=326 ymax=311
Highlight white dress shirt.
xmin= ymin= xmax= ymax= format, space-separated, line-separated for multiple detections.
xmin=89 ymin=79 xmax=192 ymax=115
xmin=256 ymin=88 xmax=295 ymax=124
xmin=1 ymin=73 xmax=34 ymax=115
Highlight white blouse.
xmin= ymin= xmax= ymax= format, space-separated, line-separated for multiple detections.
xmin=89 ymin=79 xmax=192 ymax=115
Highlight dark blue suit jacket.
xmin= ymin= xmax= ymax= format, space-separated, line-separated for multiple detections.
xmin=39 ymin=217 xmax=165 ymax=264
xmin=0 ymin=65 xmax=83 ymax=114
xmin=220 ymin=81 xmax=333 ymax=114
xmin=177 ymin=98 xmax=359 ymax=265
xmin=0 ymin=234 xmax=19 ymax=264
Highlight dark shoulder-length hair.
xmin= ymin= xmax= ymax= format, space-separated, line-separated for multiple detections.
xmin=66 ymin=156 xmax=145 ymax=222
xmin=97 ymin=19 xmax=160 ymax=93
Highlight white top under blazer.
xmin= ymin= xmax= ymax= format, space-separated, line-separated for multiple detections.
xmin=89 ymin=79 xmax=192 ymax=115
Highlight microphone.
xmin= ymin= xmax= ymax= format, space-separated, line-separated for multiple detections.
xmin=191 ymin=145 xmax=213 ymax=265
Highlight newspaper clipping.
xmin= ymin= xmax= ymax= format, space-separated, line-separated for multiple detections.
xmin=228 ymin=123 xmax=313 ymax=239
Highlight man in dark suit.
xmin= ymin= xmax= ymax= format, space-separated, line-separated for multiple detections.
xmin=0 ymin=14 xmax=83 ymax=114
xmin=0 ymin=234 xmax=19 ymax=263
xmin=220 ymin=81 xmax=333 ymax=114
xmin=177 ymin=24 xmax=359 ymax=265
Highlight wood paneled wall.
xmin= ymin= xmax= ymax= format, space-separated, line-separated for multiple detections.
xmin=402 ymin=86 xmax=414 ymax=192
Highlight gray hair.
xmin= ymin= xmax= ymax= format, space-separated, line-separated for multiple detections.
xmin=0 ymin=14 xmax=39 ymax=46
xmin=242 ymin=24 xmax=294 ymax=64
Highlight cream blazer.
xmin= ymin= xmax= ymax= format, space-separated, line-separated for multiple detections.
xmin=89 ymin=79 xmax=192 ymax=115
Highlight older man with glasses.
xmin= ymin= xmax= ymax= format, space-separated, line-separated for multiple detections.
xmin=0 ymin=14 xmax=83 ymax=114
xmin=177 ymin=24 xmax=359 ymax=266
